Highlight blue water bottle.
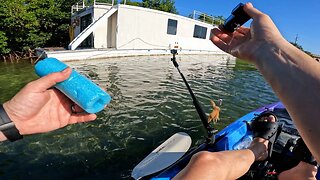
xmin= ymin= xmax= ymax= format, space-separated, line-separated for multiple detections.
xmin=34 ymin=58 xmax=111 ymax=113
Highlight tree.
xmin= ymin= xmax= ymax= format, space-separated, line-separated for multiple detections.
xmin=95 ymin=0 xmax=118 ymax=5
xmin=197 ymin=14 xmax=225 ymax=25
xmin=290 ymin=42 xmax=303 ymax=51
xmin=141 ymin=0 xmax=178 ymax=14
xmin=198 ymin=13 xmax=213 ymax=24
xmin=0 ymin=31 xmax=9 ymax=54
xmin=121 ymin=0 xmax=141 ymax=6
xmin=0 ymin=0 xmax=78 ymax=55
xmin=0 ymin=0 xmax=178 ymax=56
xmin=187 ymin=11 xmax=226 ymax=25
xmin=213 ymin=16 xmax=225 ymax=25
xmin=290 ymin=42 xmax=313 ymax=57
xmin=0 ymin=0 xmax=40 ymax=53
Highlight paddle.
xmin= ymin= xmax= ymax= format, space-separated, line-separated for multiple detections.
xmin=131 ymin=132 xmax=192 ymax=180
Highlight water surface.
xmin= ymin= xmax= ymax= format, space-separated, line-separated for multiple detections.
xmin=0 ymin=55 xmax=277 ymax=179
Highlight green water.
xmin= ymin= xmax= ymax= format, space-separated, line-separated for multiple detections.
xmin=0 ymin=55 xmax=278 ymax=179
xmin=0 ymin=62 xmax=38 ymax=103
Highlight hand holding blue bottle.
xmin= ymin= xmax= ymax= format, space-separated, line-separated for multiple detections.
xmin=35 ymin=58 xmax=112 ymax=114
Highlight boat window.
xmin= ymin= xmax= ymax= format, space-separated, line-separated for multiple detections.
xmin=193 ymin=25 xmax=207 ymax=39
xmin=167 ymin=19 xmax=178 ymax=35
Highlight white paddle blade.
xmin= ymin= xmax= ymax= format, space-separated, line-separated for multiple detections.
xmin=131 ymin=132 xmax=192 ymax=180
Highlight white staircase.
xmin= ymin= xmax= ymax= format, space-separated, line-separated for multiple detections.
xmin=68 ymin=7 xmax=118 ymax=50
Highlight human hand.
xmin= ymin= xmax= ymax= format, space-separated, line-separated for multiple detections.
xmin=1 ymin=68 xmax=97 ymax=140
xmin=211 ymin=3 xmax=286 ymax=63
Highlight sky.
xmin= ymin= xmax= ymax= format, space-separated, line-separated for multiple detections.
xmin=172 ymin=0 xmax=320 ymax=55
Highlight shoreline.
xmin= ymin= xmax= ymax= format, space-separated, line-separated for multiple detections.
xmin=1 ymin=49 xmax=38 ymax=64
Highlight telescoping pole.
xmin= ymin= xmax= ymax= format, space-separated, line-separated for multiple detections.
xmin=170 ymin=49 xmax=216 ymax=143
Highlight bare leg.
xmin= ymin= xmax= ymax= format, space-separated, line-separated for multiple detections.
xmin=279 ymin=162 xmax=318 ymax=180
xmin=173 ymin=115 xmax=275 ymax=180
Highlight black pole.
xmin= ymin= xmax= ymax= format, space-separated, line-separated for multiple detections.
xmin=170 ymin=50 xmax=216 ymax=143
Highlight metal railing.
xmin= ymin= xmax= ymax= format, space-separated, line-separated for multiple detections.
xmin=71 ymin=0 xmax=115 ymax=14
xmin=192 ymin=10 xmax=224 ymax=26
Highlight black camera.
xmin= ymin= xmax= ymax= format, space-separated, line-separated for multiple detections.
xmin=223 ymin=3 xmax=251 ymax=33
xmin=170 ymin=49 xmax=178 ymax=55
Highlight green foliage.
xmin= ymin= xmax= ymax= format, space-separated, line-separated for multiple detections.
xmin=290 ymin=42 xmax=313 ymax=57
xmin=0 ymin=0 xmax=38 ymax=54
xmin=0 ymin=0 xmax=78 ymax=55
xmin=213 ymin=16 xmax=225 ymax=25
xmin=0 ymin=31 xmax=9 ymax=54
xmin=198 ymin=14 xmax=225 ymax=25
xmin=0 ymin=0 xmax=177 ymax=56
xmin=188 ymin=13 xmax=225 ymax=25
xmin=95 ymin=0 xmax=118 ymax=5
xmin=94 ymin=0 xmax=140 ymax=6
xmin=141 ymin=0 xmax=178 ymax=14
xmin=290 ymin=42 xmax=303 ymax=50
xmin=122 ymin=0 xmax=141 ymax=6
xmin=198 ymin=14 xmax=213 ymax=24
xmin=304 ymin=51 xmax=313 ymax=57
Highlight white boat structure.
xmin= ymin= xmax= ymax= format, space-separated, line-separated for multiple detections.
xmin=37 ymin=0 xmax=230 ymax=61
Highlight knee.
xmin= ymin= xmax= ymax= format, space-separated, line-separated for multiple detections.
xmin=174 ymin=152 xmax=224 ymax=180
xmin=189 ymin=151 xmax=224 ymax=167
xmin=278 ymin=162 xmax=318 ymax=180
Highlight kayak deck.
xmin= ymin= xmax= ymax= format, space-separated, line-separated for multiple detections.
xmin=152 ymin=102 xmax=320 ymax=179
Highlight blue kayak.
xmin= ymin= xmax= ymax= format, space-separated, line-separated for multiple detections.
xmin=150 ymin=102 xmax=319 ymax=179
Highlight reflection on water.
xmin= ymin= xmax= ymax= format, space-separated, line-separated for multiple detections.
xmin=0 ymin=55 xmax=277 ymax=179
xmin=0 ymin=62 xmax=38 ymax=103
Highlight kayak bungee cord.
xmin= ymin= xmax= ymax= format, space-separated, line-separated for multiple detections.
xmin=170 ymin=49 xmax=217 ymax=144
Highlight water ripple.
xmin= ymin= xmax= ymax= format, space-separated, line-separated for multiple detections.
xmin=0 ymin=55 xmax=277 ymax=179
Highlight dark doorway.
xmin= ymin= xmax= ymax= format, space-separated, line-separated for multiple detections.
xmin=80 ymin=14 xmax=94 ymax=48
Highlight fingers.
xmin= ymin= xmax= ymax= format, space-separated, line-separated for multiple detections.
xmin=28 ymin=68 xmax=72 ymax=92
xmin=236 ymin=26 xmax=250 ymax=35
xmin=211 ymin=27 xmax=248 ymax=54
xmin=71 ymin=104 xmax=85 ymax=114
xmin=211 ymin=28 xmax=230 ymax=52
xmin=69 ymin=113 xmax=97 ymax=124
xmin=211 ymin=35 xmax=230 ymax=53
xmin=243 ymin=2 xmax=264 ymax=19
xmin=212 ymin=28 xmax=233 ymax=43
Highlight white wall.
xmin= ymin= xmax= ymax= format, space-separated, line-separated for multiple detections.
xmin=93 ymin=5 xmax=112 ymax=48
xmin=71 ymin=4 xmax=223 ymax=52
xmin=116 ymin=5 xmax=221 ymax=51
xmin=108 ymin=12 xmax=117 ymax=48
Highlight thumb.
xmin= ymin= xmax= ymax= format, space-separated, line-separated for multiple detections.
xmin=243 ymin=2 xmax=264 ymax=19
xmin=29 ymin=67 xmax=72 ymax=92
